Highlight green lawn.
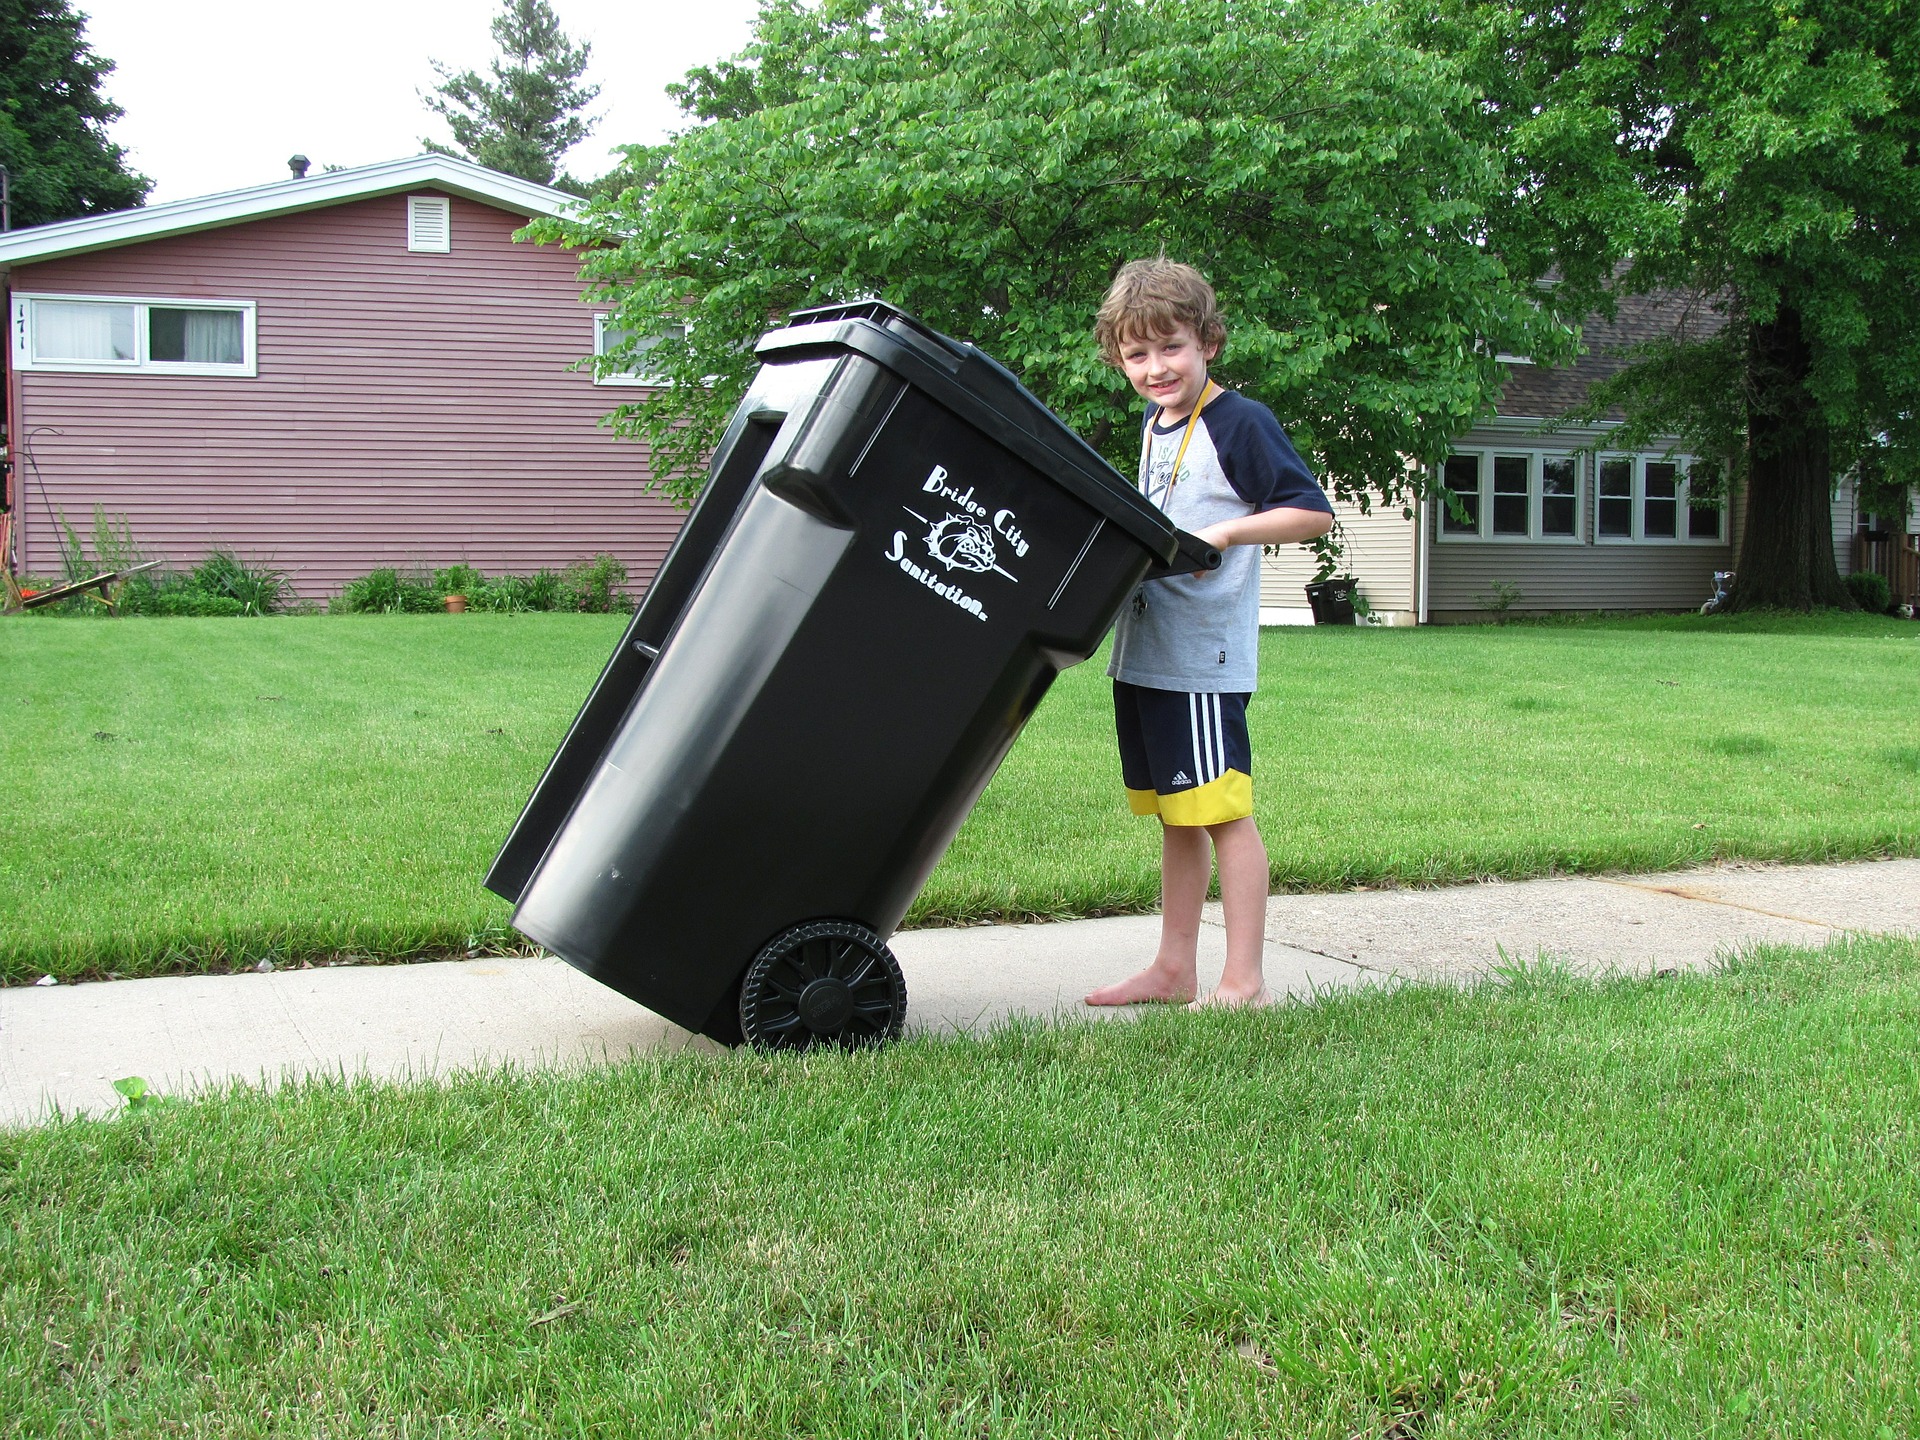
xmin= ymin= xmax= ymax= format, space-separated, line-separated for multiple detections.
xmin=4 ymin=611 xmax=1917 ymax=981
xmin=5 ymin=935 xmax=1916 ymax=1436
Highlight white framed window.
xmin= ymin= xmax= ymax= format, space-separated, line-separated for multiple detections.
xmin=592 ymin=314 xmax=684 ymax=387
xmin=1594 ymin=454 xmax=1726 ymax=544
xmin=1436 ymin=449 xmax=1584 ymax=543
xmin=407 ymin=195 xmax=451 ymax=253
xmin=10 ymin=292 xmax=257 ymax=377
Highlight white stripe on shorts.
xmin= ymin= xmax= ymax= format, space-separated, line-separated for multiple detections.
xmin=1188 ymin=692 xmax=1204 ymax=786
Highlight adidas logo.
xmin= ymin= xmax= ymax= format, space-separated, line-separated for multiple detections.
xmin=1171 ymin=770 xmax=1192 ymax=787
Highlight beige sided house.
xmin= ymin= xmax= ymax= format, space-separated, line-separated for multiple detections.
xmin=1260 ymin=294 xmax=1755 ymax=624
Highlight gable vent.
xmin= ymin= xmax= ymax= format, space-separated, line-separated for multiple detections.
xmin=407 ymin=195 xmax=451 ymax=253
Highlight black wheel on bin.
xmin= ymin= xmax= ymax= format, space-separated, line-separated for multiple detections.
xmin=739 ymin=920 xmax=907 ymax=1050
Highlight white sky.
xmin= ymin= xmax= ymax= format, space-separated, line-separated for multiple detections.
xmin=77 ymin=0 xmax=765 ymax=203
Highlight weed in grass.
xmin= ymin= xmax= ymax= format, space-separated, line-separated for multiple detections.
xmin=1885 ymin=747 xmax=1920 ymax=775
xmin=110 ymin=1075 xmax=175 ymax=1112
xmin=1506 ymin=694 xmax=1557 ymax=712
xmin=1704 ymin=732 xmax=1777 ymax=758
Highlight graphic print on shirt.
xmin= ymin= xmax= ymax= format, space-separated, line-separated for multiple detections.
xmin=1142 ymin=444 xmax=1188 ymax=511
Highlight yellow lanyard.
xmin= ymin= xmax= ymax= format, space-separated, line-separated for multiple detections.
xmin=1138 ymin=380 xmax=1219 ymax=507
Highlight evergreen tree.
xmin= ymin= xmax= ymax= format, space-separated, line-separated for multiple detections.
xmin=423 ymin=0 xmax=599 ymax=192
xmin=0 ymin=0 xmax=149 ymax=228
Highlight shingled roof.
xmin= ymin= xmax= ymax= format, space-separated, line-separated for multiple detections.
xmin=1498 ymin=289 xmax=1729 ymax=421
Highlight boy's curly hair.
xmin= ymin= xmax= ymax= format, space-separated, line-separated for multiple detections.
xmin=1094 ymin=258 xmax=1227 ymax=366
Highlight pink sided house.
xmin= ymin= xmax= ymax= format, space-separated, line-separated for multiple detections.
xmin=1 ymin=154 xmax=682 ymax=600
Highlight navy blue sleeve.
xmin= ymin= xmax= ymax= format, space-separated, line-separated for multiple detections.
xmin=1204 ymin=392 xmax=1332 ymax=513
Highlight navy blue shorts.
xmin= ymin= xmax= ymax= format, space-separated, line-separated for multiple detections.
xmin=1112 ymin=680 xmax=1254 ymax=826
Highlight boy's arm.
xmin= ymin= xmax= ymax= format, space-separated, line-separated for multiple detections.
xmin=1199 ymin=394 xmax=1334 ymax=559
xmin=1195 ymin=506 xmax=1333 ymax=552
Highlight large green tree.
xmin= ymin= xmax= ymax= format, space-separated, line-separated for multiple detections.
xmin=0 ymin=0 xmax=148 ymax=228
xmin=424 ymin=0 xmax=599 ymax=193
xmin=1428 ymin=0 xmax=1920 ymax=610
xmin=535 ymin=0 xmax=1575 ymax=512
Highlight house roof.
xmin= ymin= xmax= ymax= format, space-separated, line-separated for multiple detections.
xmin=1497 ymin=289 xmax=1729 ymax=421
xmin=0 ymin=155 xmax=579 ymax=269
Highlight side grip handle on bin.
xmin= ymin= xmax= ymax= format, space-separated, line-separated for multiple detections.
xmin=1141 ymin=529 xmax=1223 ymax=581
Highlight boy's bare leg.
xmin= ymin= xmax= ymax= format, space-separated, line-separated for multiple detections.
xmin=1192 ymin=816 xmax=1272 ymax=1007
xmin=1085 ymin=821 xmax=1209 ymax=1005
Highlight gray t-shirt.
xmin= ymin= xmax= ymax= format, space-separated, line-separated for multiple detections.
xmin=1107 ymin=390 xmax=1329 ymax=693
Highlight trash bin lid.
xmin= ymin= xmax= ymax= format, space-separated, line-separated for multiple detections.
xmin=757 ymin=299 xmax=1180 ymax=565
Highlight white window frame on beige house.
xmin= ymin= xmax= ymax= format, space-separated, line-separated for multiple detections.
xmin=1435 ymin=447 xmax=1586 ymax=544
xmin=1593 ymin=453 xmax=1726 ymax=545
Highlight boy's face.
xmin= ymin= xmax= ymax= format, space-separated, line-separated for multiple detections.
xmin=1117 ymin=322 xmax=1218 ymax=422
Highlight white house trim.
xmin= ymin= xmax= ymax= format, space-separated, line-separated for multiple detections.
xmin=0 ymin=155 xmax=578 ymax=269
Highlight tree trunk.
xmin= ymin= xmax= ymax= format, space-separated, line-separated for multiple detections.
xmin=1727 ymin=305 xmax=1853 ymax=611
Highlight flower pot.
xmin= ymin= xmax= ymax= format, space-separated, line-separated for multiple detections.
xmin=443 ymin=594 xmax=468 ymax=614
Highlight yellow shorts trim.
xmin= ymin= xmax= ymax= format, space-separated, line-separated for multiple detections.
xmin=1129 ymin=769 xmax=1254 ymax=827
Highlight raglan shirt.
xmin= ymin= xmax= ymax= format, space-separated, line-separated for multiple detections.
xmin=1107 ymin=389 xmax=1331 ymax=693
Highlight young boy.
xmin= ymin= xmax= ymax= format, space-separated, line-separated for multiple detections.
xmin=1085 ymin=259 xmax=1333 ymax=1010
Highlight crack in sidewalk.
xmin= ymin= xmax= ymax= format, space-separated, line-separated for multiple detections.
xmin=1591 ymin=877 xmax=1845 ymax=932
xmin=1198 ymin=912 xmax=1396 ymax=974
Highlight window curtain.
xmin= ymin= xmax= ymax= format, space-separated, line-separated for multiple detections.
xmin=34 ymin=301 xmax=136 ymax=362
xmin=182 ymin=309 xmax=243 ymax=364
xmin=149 ymin=307 xmax=244 ymax=365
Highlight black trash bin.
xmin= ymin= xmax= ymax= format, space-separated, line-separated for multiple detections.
xmin=485 ymin=300 xmax=1218 ymax=1048
xmin=1304 ymin=577 xmax=1356 ymax=625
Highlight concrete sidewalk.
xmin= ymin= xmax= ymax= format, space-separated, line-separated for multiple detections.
xmin=4 ymin=858 xmax=1914 ymax=1126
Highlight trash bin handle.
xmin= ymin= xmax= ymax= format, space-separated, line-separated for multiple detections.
xmin=1141 ymin=529 xmax=1222 ymax=581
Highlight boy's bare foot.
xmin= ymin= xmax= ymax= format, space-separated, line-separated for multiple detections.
xmin=1085 ymin=966 xmax=1197 ymax=1006
xmin=1187 ymin=984 xmax=1274 ymax=1011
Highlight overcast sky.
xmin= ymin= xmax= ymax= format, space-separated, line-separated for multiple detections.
xmin=78 ymin=0 xmax=765 ymax=203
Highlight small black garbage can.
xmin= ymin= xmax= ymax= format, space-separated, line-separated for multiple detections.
xmin=485 ymin=300 xmax=1217 ymax=1048
xmin=1304 ymin=577 xmax=1356 ymax=625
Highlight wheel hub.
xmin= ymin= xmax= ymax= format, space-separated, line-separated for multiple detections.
xmin=797 ymin=976 xmax=856 ymax=1033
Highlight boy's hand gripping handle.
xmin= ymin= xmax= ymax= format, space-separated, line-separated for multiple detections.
xmin=1141 ymin=528 xmax=1223 ymax=581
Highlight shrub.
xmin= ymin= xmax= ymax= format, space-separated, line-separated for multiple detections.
xmin=333 ymin=568 xmax=440 ymax=614
xmin=24 ymin=504 xmax=151 ymax=615
xmin=332 ymin=558 xmax=634 ymax=614
xmin=563 ymin=553 xmax=630 ymax=612
xmin=189 ymin=549 xmax=290 ymax=615
xmin=103 ymin=546 xmax=285 ymax=618
xmin=1845 ymin=571 xmax=1893 ymax=614
xmin=432 ymin=563 xmax=485 ymax=596
xmin=145 ymin=587 xmax=247 ymax=618
xmin=468 ymin=575 xmax=530 ymax=613
xmin=1478 ymin=578 xmax=1524 ymax=620
xmin=520 ymin=568 xmax=569 ymax=612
